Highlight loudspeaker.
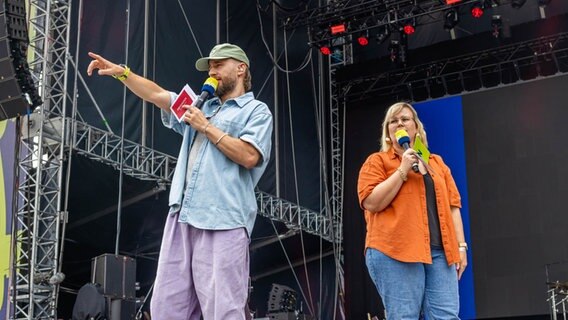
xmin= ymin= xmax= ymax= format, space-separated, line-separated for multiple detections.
xmin=91 ymin=254 xmax=137 ymax=300
xmin=0 ymin=0 xmax=41 ymax=121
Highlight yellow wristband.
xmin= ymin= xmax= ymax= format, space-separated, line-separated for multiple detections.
xmin=112 ymin=64 xmax=130 ymax=81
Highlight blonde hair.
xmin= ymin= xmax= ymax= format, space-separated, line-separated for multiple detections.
xmin=380 ymin=102 xmax=428 ymax=152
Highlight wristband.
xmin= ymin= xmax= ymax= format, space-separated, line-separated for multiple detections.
xmin=215 ymin=133 xmax=228 ymax=146
xmin=458 ymin=242 xmax=468 ymax=251
xmin=112 ymin=64 xmax=130 ymax=81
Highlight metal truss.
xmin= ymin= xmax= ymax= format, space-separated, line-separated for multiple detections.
xmin=327 ymin=39 xmax=352 ymax=245
xmin=284 ymin=0 xmax=508 ymax=47
xmin=256 ymin=191 xmax=339 ymax=243
xmin=71 ymin=120 xmax=176 ymax=182
xmin=11 ymin=0 xmax=72 ymax=319
xmin=339 ymin=32 xmax=568 ymax=103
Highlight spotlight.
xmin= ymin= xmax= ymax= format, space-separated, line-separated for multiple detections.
xmin=402 ymin=18 xmax=416 ymax=35
xmin=491 ymin=15 xmax=502 ymax=38
xmin=357 ymin=31 xmax=369 ymax=46
xmin=319 ymin=45 xmax=331 ymax=55
xmin=389 ymin=32 xmax=407 ymax=65
xmin=471 ymin=2 xmax=484 ymax=18
xmin=511 ymin=0 xmax=527 ymax=8
xmin=376 ymin=27 xmax=390 ymax=44
xmin=443 ymin=9 xmax=459 ymax=30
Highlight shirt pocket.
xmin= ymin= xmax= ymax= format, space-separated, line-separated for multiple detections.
xmin=214 ymin=119 xmax=245 ymax=137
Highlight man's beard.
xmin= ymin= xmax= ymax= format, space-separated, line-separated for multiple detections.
xmin=216 ymin=75 xmax=237 ymax=98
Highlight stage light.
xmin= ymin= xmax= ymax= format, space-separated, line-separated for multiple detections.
xmin=389 ymin=31 xmax=407 ymax=65
xmin=319 ymin=45 xmax=331 ymax=55
xmin=471 ymin=3 xmax=484 ymax=18
xmin=330 ymin=23 xmax=346 ymax=35
xmin=357 ymin=31 xmax=369 ymax=46
xmin=491 ymin=15 xmax=502 ymax=38
xmin=444 ymin=9 xmax=459 ymax=30
xmin=511 ymin=0 xmax=527 ymax=8
xmin=446 ymin=0 xmax=462 ymax=4
xmin=376 ymin=27 xmax=390 ymax=44
xmin=403 ymin=24 xmax=415 ymax=35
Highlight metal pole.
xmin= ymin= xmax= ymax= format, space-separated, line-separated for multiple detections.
xmin=273 ymin=3 xmax=280 ymax=197
xmin=216 ymin=0 xmax=220 ymax=43
xmin=142 ymin=0 xmax=150 ymax=147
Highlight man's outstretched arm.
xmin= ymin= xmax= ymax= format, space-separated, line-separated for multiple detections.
xmin=87 ymin=52 xmax=171 ymax=111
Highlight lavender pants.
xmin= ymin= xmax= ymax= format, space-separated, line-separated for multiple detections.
xmin=150 ymin=213 xmax=250 ymax=320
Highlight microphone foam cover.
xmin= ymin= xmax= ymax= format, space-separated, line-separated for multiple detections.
xmin=202 ymin=77 xmax=218 ymax=95
xmin=395 ymin=129 xmax=410 ymax=145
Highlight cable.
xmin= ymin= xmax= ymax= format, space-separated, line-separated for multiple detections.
xmin=258 ymin=0 xmax=310 ymax=13
xmin=176 ymin=0 xmax=204 ymax=57
xmin=115 ymin=0 xmax=131 ymax=255
xmin=283 ymin=28 xmax=316 ymax=315
xmin=269 ymin=219 xmax=314 ymax=316
xmin=256 ymin=0 xmax=313 ymax=73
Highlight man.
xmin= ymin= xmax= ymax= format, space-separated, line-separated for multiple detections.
xmin=87 ymin=43 xmax=273 ymax=319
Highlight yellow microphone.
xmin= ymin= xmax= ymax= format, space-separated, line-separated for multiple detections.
xmin=394 ymin=129 xmax=419 ymax=172
xmin=194 ymin=77 xmax=218 ymax=109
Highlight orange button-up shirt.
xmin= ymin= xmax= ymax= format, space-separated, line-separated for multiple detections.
xmin=357 ymin=148 xmax=462 ymax=265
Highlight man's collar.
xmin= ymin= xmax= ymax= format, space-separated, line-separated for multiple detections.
xmin=215 ymin=91 xmax=254 ymax=108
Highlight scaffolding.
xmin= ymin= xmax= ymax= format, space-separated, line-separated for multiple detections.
xmin=10 ymin=0 xmax=71 ymax=318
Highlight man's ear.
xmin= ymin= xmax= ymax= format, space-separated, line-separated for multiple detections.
xmin=237 ymin=63 xmax=246 ymax=74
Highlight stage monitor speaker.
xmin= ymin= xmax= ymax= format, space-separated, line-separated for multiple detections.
xmin=91 ymin=254 xmax=137 ymax=300
xmin=0 ymin=1 xmax=42 ymax=121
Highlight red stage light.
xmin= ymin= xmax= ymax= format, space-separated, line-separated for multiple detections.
xmin=357 ymin=35 xmax=369 ymax=46
xmin=330 ymin=24 xmax=346 ymax=35
xmin=471 ymin=6 xmax=484 ymax=18
xmin=446 ymin=0 xmax=462 ymax=3
xmin=403 ymin=25 xmax=415 ymax=35
xmin=320 ymin=46 xmax=331 ymax=55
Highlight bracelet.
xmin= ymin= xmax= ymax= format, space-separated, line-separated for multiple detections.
xmin=458 ymin=242 xmax=468 ymax=251
xmin=215 ymin=133 xmax=228 ymax=146
xmin=203 ymin=123 xmax=211 ymax=135
xmin=396 ymin=168 xmax=407 ymax=182
xmin=458 ymin=247 xmax=467 ymax=252
xmin=112 ymin=64 xmax=130 ymax=81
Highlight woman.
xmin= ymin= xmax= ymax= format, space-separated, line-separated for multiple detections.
xmin=357 ymin=102 xmax=468 ymax=319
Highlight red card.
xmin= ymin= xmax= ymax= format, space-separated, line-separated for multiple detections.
xmin=170 ymin=84 xmax=198 ymax=122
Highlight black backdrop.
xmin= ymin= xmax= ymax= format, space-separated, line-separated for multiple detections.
xmin=343 ymin=74 xmax=568 ymax=319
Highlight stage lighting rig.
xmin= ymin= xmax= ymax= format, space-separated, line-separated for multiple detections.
xmin=288 ymin=0 xmax=510 ymax=55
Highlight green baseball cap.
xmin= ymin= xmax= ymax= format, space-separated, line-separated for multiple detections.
xmin=195 ymin=43 xmax=250 ymax=71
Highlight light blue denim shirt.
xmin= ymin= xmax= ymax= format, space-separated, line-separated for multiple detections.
xmin=161 ymin=91 xmax=273 ymax=236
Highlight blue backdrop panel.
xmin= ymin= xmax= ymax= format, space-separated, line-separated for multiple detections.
xmin=415 ymin=96 xmax=475 ymax=319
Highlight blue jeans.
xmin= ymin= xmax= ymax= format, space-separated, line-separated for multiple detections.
xmin=365 ymin=247 xmax=460 ymax=320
